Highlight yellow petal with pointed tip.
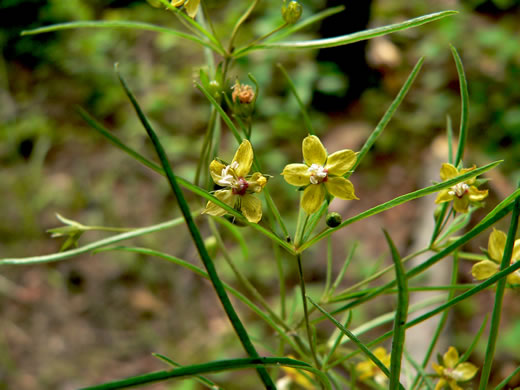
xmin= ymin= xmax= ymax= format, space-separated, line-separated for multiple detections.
xmin=325 ymin=177 xmax=358 ymax=200
xmin=440 ymin=163 xmax=459 ymax=181
xmin=302 ymin=184 xmax=325 ymax=214
xmin=512 ymin=239 xmax=520 ymax=262
xmin=241 ymin=194 xmax=262 ymax=223
xmin=452 ymin=362 xmax=478 ymax=381
xmin=325 ymin=149 xmax=356 ymax=176
xmin=302 ymin=135 xmax=327 ymax=166
xmin=184 ymin=0 xmax=200 ymax=18
xmin=507 ymin=269 xmax=520 ymax=285
xmin=443 ymin=346 xmax=459 ymax=369
xmin=435 ymin=190 xmax=453 ymax=204
xmin=468 ymin=186 xmax=488 ymax=202
xmin=282 ymin=163 xmax=311 ymax=186
xmin=432 ymin=362 xmax=444 ymax=375
xmin=209 ymin=160 xmax=226 ymax=184
xmin=472 ymin=260 xmax=499 ymax=280
xmin=453 ymin=195 xmax=470 ymax=213
xmin=434 ymin=378 xmax=447 ymax=390
xmin=202 ymin=190 xmax=235 ymax=217
xmin=488 ymin=229 xmax=506 ymax=262
xmin=232 ymin=140 xmax=253 ymax=177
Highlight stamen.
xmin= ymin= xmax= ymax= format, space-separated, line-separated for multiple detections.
xmin=448 ymin=183 xmax=469 ymax=198
xmin=307 ymin=164 xmax=328 ymax=184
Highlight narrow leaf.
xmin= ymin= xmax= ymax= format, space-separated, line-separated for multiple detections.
xmin=451 ymin=45 xmax=469 ymax=166
xmin=250 ymin=11 xmax=456 ymax=50
xmin=383 ymin=230 xmax=408 ymax=389
xmin=21 ymin=21 xmax=222 ymax=53
xmin=116 ymin=67 xmax=276 ymax=389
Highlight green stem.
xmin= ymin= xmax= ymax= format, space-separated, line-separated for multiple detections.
xmin=274 ymin=243 xmax=287 ymax=320
xmin=296 ymin=254 xmax=321 ymax=370
xmin=208 ymin=218 xmax=289 ymax=331
xmin=478 ymin=196 xmax=520 ymax=389
xmin=241 ymin=23 xmax=288 ymax=53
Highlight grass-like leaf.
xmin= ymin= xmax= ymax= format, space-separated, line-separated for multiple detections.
xmin=116 ymin=67 xmax=276 ymax=389
xmin=307 ymin=297 xmax=405 ymax=390
xmin=244 ymin=11 xmax=456 ymax=51
xmin=479 ymin=194 xmax=520 ymax=389
xmin=451 ymin=45 xmax=469 ymax=166
xmin=21 ymin=20 xmax=222 ymax=53
xmin=383 ymin=230 xmax=408 ymax=389
xmin=151 ymin=353 xmax=218 ymax=389
xmin=276 ymin=63 xmax=315 ymax=135
xmin=323 ymin=190 xmax=519 ymax=317
xmin=494 ymin=366 xmax=520 ymax=390
xmin=79 ymin=357 xmax=326 ymax=390
xmin=299 ymin=160 xmax=502 ymax=252
xmin=350 ymin=57 xmax=424 ymax=175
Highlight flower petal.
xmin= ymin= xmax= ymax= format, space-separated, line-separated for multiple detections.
xmin=184 ymin=0 xmax=200 ymax=18
xmin=512 ymin=239 xmax=520 ymax=262
xmin=440 ymin=163 xmax=459 ymax=181
xmin=432 ymin=362 xmax=444 ymax=375
xmin=303 ymin=135 xmax=327 ymax=166
xmin=459 ymin=165 xmax=476 ymax=185
xmin=488 ymin=228 xmax=506 ymax=262
xmin=325 ymin=149 xmax=356 ymax=176
xmin=472 ymin=260 xmax=499 ymax=280
xmin=507 ymin=269 xmax=520 ymax=285
xmin=241 ymin=194 xmax=262 ymax=223
xmin=232 ymin=140 xmax=253 ymax=177
xmin=202 ymin=190 xmax=235 ymax=217
xmin=468 ymin=186 xmax=488 ymax=202
xmin=282 ymin=163 xmax=311 ymax=186
xmin=325 ymin=177 xmax=358 ymax=200
xmin=447 ymin=380 xmax=463 ymax=390
xmin=248 ymin=172 xmax=267 ymax=193
xmin=209 ymin=160 xmax=226 ymax=184
xmin=435 ymin=190 xmax=453 ymax=204
xmin=452 ymin=362 xmax=478 ymax=381
xmin=443 ymin=346 xmax=459 ymax=369
xmin=434 ymin=378 xmax=447 ymax=390
xmin=453 ymin=195 xmax=470 ymax=213
xmin=302 ymin=184 xmax=325 ymax=214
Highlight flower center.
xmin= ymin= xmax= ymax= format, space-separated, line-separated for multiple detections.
xmin=448 ymin=183 xmax=469 ymax=198
xmin=307 ymin=164 xmax=328 ymax=184
xmin=232 ymin=177 xmax=249 ymax=195
xmin=217 ymin=161 xmax=240 ymax=187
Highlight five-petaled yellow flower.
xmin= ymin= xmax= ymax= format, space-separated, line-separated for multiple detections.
xmin=282 ymin=135 xmax=358 ymax=214
xmin=432 ymin=346 xmax=478 ymax=390
xmin=202 ymin=140 xmax=267 ymax=223
xmin=434 ymin=163 xmax=488 ymax=213
xmin=355 ymin=347 xmax=390 ymax=386
xmin=171 ymin=0 xmax=200 ymax=18
xmin=471 ymin=228 xmax=520 ymax=285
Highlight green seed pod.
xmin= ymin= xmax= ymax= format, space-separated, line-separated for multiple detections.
xmin=282 ymin=0 xmax=302 ymax=24
xmin=326 ymin=212 xmax=342 ymax=228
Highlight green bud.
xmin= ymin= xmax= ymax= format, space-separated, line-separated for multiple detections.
xmin=282 ymin=0 xmax=302 ymax=24
xmin=208 ymin=80 xmax=222 ymax=101
xmin=204 ymin=236 xmax=218 ymax=257
xmin=433 ymin=205 xmax=444 ymax=221
xmin=326 ymin=212 xmax=342 ymax=228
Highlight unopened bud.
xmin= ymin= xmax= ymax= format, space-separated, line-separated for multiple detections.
xmin=326 ymin=212 xmax=342 ymax=228
xmin=204 ymin=236 xmax=218 ymax=257
xmin=282 ymin=0 xmax=302 ymax=24
xmin=208 ymin=80 xmax=222 ymax=101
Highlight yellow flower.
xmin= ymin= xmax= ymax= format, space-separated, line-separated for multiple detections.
xmin=171 ymin=0 xmax=200 ymax=18
xmin=282 ymin=135 xmax=358 ymax=214
xmin=355 ymin=347 xmax=390 ymax=386
xmin=432 ymin=346 xmax=478 ymax=390
xmin=202 ymin=140 xmax=266 ymax=223
xmin=434 ymin=163 xmax=488 ymax=213
xmin=471 ymin=228 xmax=520 ymax=285
xmin=276 ymin=356 xmax=315 ymax=390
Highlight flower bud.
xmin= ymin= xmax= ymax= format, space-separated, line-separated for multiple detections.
xmin=230 ymin=80 xmax=256 ymax=118
xmin=282 ymin=0 xmax=302 ymax=24
xmin=204 ymin=236 xmax=218 ymax=257
xmin=326 ymin=212 xmax=342 ymax=228
xmin=208 ymin=80 xmax=222 ymax=101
